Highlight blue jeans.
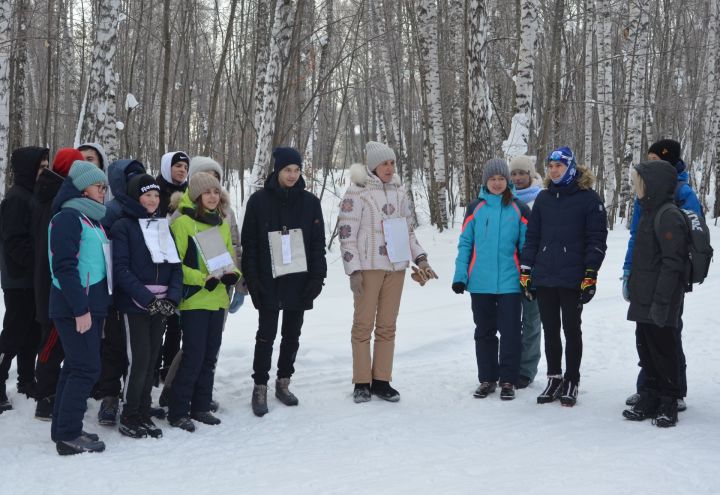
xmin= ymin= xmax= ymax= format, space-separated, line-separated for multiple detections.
xmin=519 ymin=297 xmax=542 ymax=381
xmin=471 ymin=293 xmax=522 ymax=384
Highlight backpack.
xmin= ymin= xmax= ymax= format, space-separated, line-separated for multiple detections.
xmin=654 ymin=202 xmax=713 ymax=291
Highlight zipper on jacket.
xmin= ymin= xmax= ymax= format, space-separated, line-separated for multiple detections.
xmin=563 ymin=246 xmax=567 ymax=253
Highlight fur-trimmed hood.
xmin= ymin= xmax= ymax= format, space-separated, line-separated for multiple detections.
xmin=349 ymin=162 xmax=401 ymax=187
xmin=543 ymin=164 xmax=595 ymax=190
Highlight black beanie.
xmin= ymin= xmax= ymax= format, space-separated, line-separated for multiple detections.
xmin=648 ymin=139 xmax=681 ymax=167
xmin=127 ymin=174 xmax=161 ymax=201
xmin=171 ymin=152 xmax=190 ymax=167
xmin=273 ymin=147 xmax=302 ymax=173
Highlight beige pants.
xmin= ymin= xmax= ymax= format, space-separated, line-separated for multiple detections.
xmin=351 ymin=270 xmax=405 ymax=383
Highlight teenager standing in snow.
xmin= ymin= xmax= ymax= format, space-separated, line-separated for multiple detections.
xmin=453 ymin=159 xmax=529 ymax=400
xmin=241 ymin=147 xmax=327 ymax=417
xmin=519 ymin=146 xmax=608 ymax=407
xmin=338 ymin=141 xmax=436 ymax=403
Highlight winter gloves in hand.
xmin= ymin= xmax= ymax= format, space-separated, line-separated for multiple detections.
xmin=146 ymin=298 xmax=164 ymax=316
xmin=417 ymin=260 xmax=438 ymax=281
xmin=303 ymin=278 xmax=324 ymax=306
xmin=204 ymin=277 xmax=220 ymax=292
xmin=228 ymin=291 xmax=245 ymax=313
xmin=622 ymin=269 xmax=630 ymax=302
xmin=451 ymin=282 xmax=466 ymax=294
xmin=220 ymin=272 xmax=240 ymax=287
xmin=580 ymin=269 xmax=598 ymax=304
xmin=349 ymin=271 xmax=364 ymax=296
xmin=519 ymin=267 xmax=533 ymax=301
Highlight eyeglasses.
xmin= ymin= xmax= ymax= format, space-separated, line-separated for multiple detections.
xmin=92 ymin=183 xmax=108 ymax=192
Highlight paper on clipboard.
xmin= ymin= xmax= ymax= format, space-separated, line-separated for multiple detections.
xmin=138 ymin=218 xmax=181 ymax=264
xmin=193 ymin=227 xmax=236 ymax=276
xmin=382 ymin=217 xmax=411 ymax=263
xmin=268 ymin=229 xmax=307 ymax=278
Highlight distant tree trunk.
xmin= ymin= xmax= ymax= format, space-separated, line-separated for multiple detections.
xmin=466 ymin=0 xmax=490 ymax=198
xmin=535 ymin=0 xmax=563 ymax=168
xmin=583 ymin=0 xmax=595 ymax=170
xmin=7 ymin=0 xmax=29 ymax=191
xmin=596 ymin=0 xmax=616 ymax=227
xmin=449 ymin=0 xmax=465 ymax=208
xmin=707 ymin=1 xmax=720 ymax=217
xmin=0 ymin=0 xmax=11 ymax=194
xmin=158 ymin=0 xmax=171 ymax=153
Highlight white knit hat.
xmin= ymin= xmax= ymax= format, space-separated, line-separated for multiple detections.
xmin=365 ymin=141 xmax=396 ymax=172
xmin=509 ymin=155 xmax=535 ymax=175
xmin=189 ymin=156 xmax=223 ymax=181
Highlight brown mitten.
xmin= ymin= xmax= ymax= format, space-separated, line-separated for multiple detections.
xmin=418 ymin=260 xmax=438 ymax=281
xmin=411 ymin=266 xmax=428 ymax=286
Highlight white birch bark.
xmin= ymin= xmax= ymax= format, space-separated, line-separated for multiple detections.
xmin=596 ymin=0 xmax=615 ymax=219
xmin=253 ymin=0 xmax=272 ymax=134
xmin=583 ymin=0 xmax=595 ymax=170
xmin=81 ymin=0 xmax=121 ymax=162
xmin=0 ymin=0 xmax=11 ymax=194
xmin=250 ymin=0 xmax=295 ymax=189
xmin=705 ymin=1 xmax=720 ymax=215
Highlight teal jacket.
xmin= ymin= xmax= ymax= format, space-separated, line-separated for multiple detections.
xmin=453 ymin=187 xmax=529 ymax=294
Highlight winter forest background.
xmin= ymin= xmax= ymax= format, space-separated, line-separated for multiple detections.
xmin=1 ymin=0 xmax=720 ymax=230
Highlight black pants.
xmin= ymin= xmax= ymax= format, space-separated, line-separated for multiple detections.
xmin=0 ymin=288 xmax=41 ymax=385
xmin=35 ymin=323 xmax=65 ymax=400
xmin=252 ymin=309 xmax=304 ymax=385
xmin=637 ymin=305 xmax=687 ymax=397
xmin=159 ymin=313 xmax=182 ymax=376
xmin=470 ymin=293 xmax=522 ymax=384
xmin=121 ymin=313 xmax=166 ymax=417
xmin=536 ymin=286 xmax=583 ymax=383
xmin=92 ymin=306 xmax=127 ymax=399
xmin=635 ymin=322 xmax=680 ymax=399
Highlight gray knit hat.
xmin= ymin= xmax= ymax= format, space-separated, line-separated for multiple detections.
xmin=190 ymin=156 xmax=223 ymax=181
xmin=68 ymin=160 xmax=108 ymax=192
xmin=366 ymin=141 xmax=396 ymax=172
xmin=482 ymin=158 xmax=511 ymax=186
xmin=509 ymin=155 xmax=535 ymax=175
xmin=188 ymin=172 xmax=221 ymax=202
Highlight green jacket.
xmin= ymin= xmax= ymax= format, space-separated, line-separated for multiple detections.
xmin=170 ymin=212 xmax=241 ymax=311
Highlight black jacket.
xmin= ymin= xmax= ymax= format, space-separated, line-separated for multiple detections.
xmin=627 ymin=161 xmax=687 ymax=327
xmin=157 ymin=174 xmax=187 ymax=217
xmin=241 ymin=173 xmax=327 ymax=310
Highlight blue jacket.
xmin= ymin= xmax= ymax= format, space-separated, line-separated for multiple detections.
xmin=110 ymin=198 xmax=183 ymax=314
xmin=101 ymin=159 xmax=146 ymax=230
xmin=623 ymin=164 xmax=703 ymax=270
xmin=520 ymin=166 xmax=608 ymax=289
xmin=48 ymin=180 xmax=111 ymax=318
xmin=454 ymin=187 xmax=530 ymax=294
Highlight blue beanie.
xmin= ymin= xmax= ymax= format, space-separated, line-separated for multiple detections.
xmin=273 ymin=147 xmax=302 ymax=172
xmin=547 ymin=146 xmax=577 ymax=186
xmin=68 ymin=160 xmax=108 ymax=192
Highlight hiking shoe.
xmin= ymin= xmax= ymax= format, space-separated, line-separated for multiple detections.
xmin=516 ymin=376 xmax=532 ymax=389
xmin=275 ymin=378 xmax=299 ymax=406
xmin=537 ymin=376 xmax=563 ymax=404
xmin=560 ymin=379 xmax=579 ymax=407
xmin=140 ymin=415 xmax=163 ymax=438
xmin=0 ymin=382 xmax=12 ymax=413
xmin=191 ymin=411 xmax=221 ymax=425
xmin=98 ymin=396 xmax=119 ymax=426
xmin=35 ymin=396 xmax=55 ymax=421
xmin=473 ymin=381 xmax=497 ymax=399
xmin=370 ymin=379 xmax=400 ymax=402
xmin=653 ymin=396 xmax=678 ymax=428
xmin=210 ymin=399 xmax=219 ymax=413
xmin=119 ymin=414 xmax=148 ymax=439
xmin=500 ymin=383 xmax=515 ymax=401
xmin=56 ymin=435 xmax=106 ymax=455
xmin=622 ymin=391 xmax=659 ymax=421
xmin=252 ymin=384 xmax=269 ymax=417
xmin=353 ymin=383 xmax=371 ymax=403
xmin=625 ymin=393 xmax=641 ymax=406
xmin=17 ymin=381 xmax=36 ymax=399
xmin=677 ymin=398 xmax=687 ymax=412
xmin=169 ymin=416 xmax=196 ymax=432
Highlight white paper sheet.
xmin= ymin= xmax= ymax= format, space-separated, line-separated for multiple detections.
xmin=138 ymin=218 xmax=181 ymax=264
xmin=382 ymin=217 xmax=411 ymax=263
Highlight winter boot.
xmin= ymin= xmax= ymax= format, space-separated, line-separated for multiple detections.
xmin=677 ymin=398 xmax=687 ymax=412
xmin=0 ymin=382 xmax=13 ymax=413
xmin=560 ymin=379 xmax=579 ymax=407
xmin=209 ymin=399 xmax=220 ymax=413
xmin=473 ymin=381 xmax=497 ymax=399
xmin=537 ymin=376 xmax=563 ymax=404
xmin=169 ymin=416 xmax=196 ymax=432
xmin=56 ymin=436 xmax=106 ymax=455
xmin=500 ymin=383 xmax=515 ymax=401
xmin=516 ymin=376 xmax=532 ymax=389
xmin=98 ymin=396 xmax=119 ymax=426
xmin=35 ymin=395 xmax=55 ymax=421
xmin=275 ymin=378 xmax=299 ymax=406
xmin=139 ymin=415 xmax=163 ymax=438
xmin=623 ymin=390 xmax=659 ymax=422
xmin=625 ymin=392 xmax=641 ymax=406
xmin=654 ymin=396 xmax=678 ymax=428
xmin=353 ymin=383 xmax=371 ymax=403
xmin=252 ymin=384 xmax=269 ymax=417
xmin=371 ymin=379 xmax=400 ymax=402
xmin=191 ymin=411 xmax=221 ymax=425
xmin=119 ymin=414 xmax=148 ymax=439
xmin=17 ymin=380 xmax=36 ymax=399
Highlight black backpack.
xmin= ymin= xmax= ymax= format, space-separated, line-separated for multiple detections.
xmin=654 ymin=202 xmax=713 ymax=291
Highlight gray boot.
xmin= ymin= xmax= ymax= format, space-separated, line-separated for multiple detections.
xmin=252 ymin=384 xmax=268 ymax=417
xmin=56 ymin=435 xmax=106 ymax=455
xmin=275 ymin=378 xmax=299 ymax=406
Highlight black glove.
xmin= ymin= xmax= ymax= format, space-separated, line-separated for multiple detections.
xmin=580 ymin=269 xmax=598 ymax=304
xmin=452 ymin=282 xmax=466 ymax=294
xmin=303 ymin=278 xmax=324 ymax=306
xmin=649 ymin=302 xmax=669 ymax=327
xmin=158 ymin=299 xmax=177 ymax=317
xmin=519 ymin=267 xmax=534 ymax=301
xmin=220 ymin=272 xmax=240 ymax=286
xmin=204 ymin=277 xmax=220 ymax=292
xmin=146 ymin=298 xmax=163 ymax=316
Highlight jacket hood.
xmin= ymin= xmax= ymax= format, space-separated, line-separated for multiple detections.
xmin=34 ymin=168 xmax=65 ymax=204
xmin=50 ymin=177 xmax=84 ymax=214
xmin=349 ymin=162 xmax=401 ymax=188
xmin=635 ymin=160 xmax=677 ymax=211
xmin=160 ymin=151 xmax=189 ymax=185
xmin=11 ymin=146 xmax=48 ymax=191
xmin=78 ymin=142 xmax=109 ymax=171
xmin=107 ymin=159 xmax=148 ymax=220
xmin=543 ymin=164 xmax=595 ymax=191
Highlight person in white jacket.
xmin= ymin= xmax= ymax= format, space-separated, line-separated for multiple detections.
xmin=338 ymin=141 xmax=436 ymax=403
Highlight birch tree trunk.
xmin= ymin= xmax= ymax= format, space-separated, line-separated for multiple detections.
xmin=584 ymin=0 xmax=595 ymax=169
xmin=0 ymin=0 xmax=11 ymax=194
xmin=596 ymin=0 xmax=616 ymax=225
xmin=81 ymin=0 xmax=121 ymax=162
xmin=250 ymin=0 xmax=295 ymax=189
xmin=449 ymin=0 xmax=466 ymax=207
xmin=466 ymin=0 xmax=490 ymax=199
xmin=702 ymin=0 xmax=719 ymax=213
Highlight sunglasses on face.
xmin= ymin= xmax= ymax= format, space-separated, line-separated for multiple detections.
xmin=549 ymin=150 xmax=573 ymax=163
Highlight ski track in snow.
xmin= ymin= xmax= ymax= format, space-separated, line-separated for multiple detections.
xmin=2 ymin=218 xmax=719 ymax=494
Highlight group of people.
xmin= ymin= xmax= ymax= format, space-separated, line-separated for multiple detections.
xmin=0 ymin=136 xmax=702 ymax=455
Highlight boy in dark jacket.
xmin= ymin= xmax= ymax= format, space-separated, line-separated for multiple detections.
xmin=623 ymin=161 xmax=687 ymax=428
xmin=520 ymin=146 xmax=608 ymax=407
xmin=241 ymin=147 xmax=327 ymax=417
xmin=0 ymin=146 xmax=48 ymax=412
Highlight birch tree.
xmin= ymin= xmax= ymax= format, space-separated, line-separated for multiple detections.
xmin=584 ymin=0 xmax=595 ymax=169
xmin=596 ymin=0 xmax=616 ymax=224
xmin=8 ymin=0 xmax=29 ymax=186
xmin=0 ymin=0 xmax=11 ymax=193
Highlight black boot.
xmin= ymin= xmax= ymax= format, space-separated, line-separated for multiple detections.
xmin=537 ymin=376 xmax=563 ymax=404
xmin=191 ymin=411 xmax=221 ymax=425
xmin=654 ymin=396 xmax=678 ymax=428
xmin=623 ymin=390 xmax=659 ymax=421
xmin=98 ymin=396 xmax=119 ymax=426
xmin=0 ymin=382 xmax=12 ymax=413
xmin=139 ymin=415 xmax=163 ymax=438
xmin=370 ymin=379 xmax=400 ymax=402
xmin=119 ymin=414 xmax=148 ymax=438
xmin=56 ymin=436 xmax=106 ymax=455
xmin=500 ymin=383 xmax=515 ymax=401
xmin=560 ymin=379 xmax=579 ymax=407
xmin=353 ymin=383 xmax=371 ymax=403
xmin=35 ymin=395 xmax=55 ymax=421
xmin=473 ymin=381 xmax=497 ymax=398
xmin=169 ymin=416 xmax=196 ymax=432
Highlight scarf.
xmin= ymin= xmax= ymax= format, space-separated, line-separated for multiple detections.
xmin=515 ymin=184 xmax=541 ymax=204
xmin=61 ymin=197 xmax=107 ymax=221
xmin=181 ymin=206 xmax=223 ymax=226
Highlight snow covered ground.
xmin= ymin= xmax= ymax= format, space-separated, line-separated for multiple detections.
xmin=2 ymin=196 xmax=720 ymax=494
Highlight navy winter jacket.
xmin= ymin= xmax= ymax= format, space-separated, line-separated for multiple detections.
xmin=102 ymin=159 xmax=146 ymax=230
xmin=520 ymin=166 xmax=608 ymax=289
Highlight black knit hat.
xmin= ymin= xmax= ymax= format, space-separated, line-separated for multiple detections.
xmin=273 ymin=147 xmax=302 ymax=172
xmin=127 ymin=174 xmax=161 ymax=201
xmin=648 ymin=139 xmax=681 ymax=167
xmin=171 ymin=152 xmax=190 ymax=167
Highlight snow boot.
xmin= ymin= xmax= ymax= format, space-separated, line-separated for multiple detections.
xmin=500 ymin=383 xmax=515 ymax=401
xmin=677 ymin=398 xmax=687 ymax=412
xmin=169 ymin=415 xmax=196 ymax=432
xmin=191 ymin=411 xmax=221 ymax=425
xmin=560 ymin=379 xmax=579 ymax=407
xmin=371 ymin=379 xmax=400 ymax=402
xmin=0 ymin=382 xmax=13 ymax=413
xmin=119 ymin=414 xmax=148 ymax=438
xmin=623 ymin=390 xmax=659 ymax=421
xmin=252 ymin=384 xmax=269 ymax=417
xmin=653 ymin=396 xmax=678 ymax=428
xmin=353 ymin=383 xmax=371 ymax=403
xmin=537 ymin=376 xmax=563 ymax=404
xmin=98 ymin=396 xmax=119 ymax=426
xmin=625 ymin=392 xmax=641 ymax=406
xmin=56 ymin=435 xmax=106 ymax=455
xmin=139 ymin=415 xmax=163 ymax=438
xmin=473 ymin=381 xmax=497 ymax=399
xmin=35 ymin=395 xmax=55 ymax=421
xmin=275 ymin=378 xmax=299 ymax=406
xmin=516 ymin=375 xmax=532 ymax=389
